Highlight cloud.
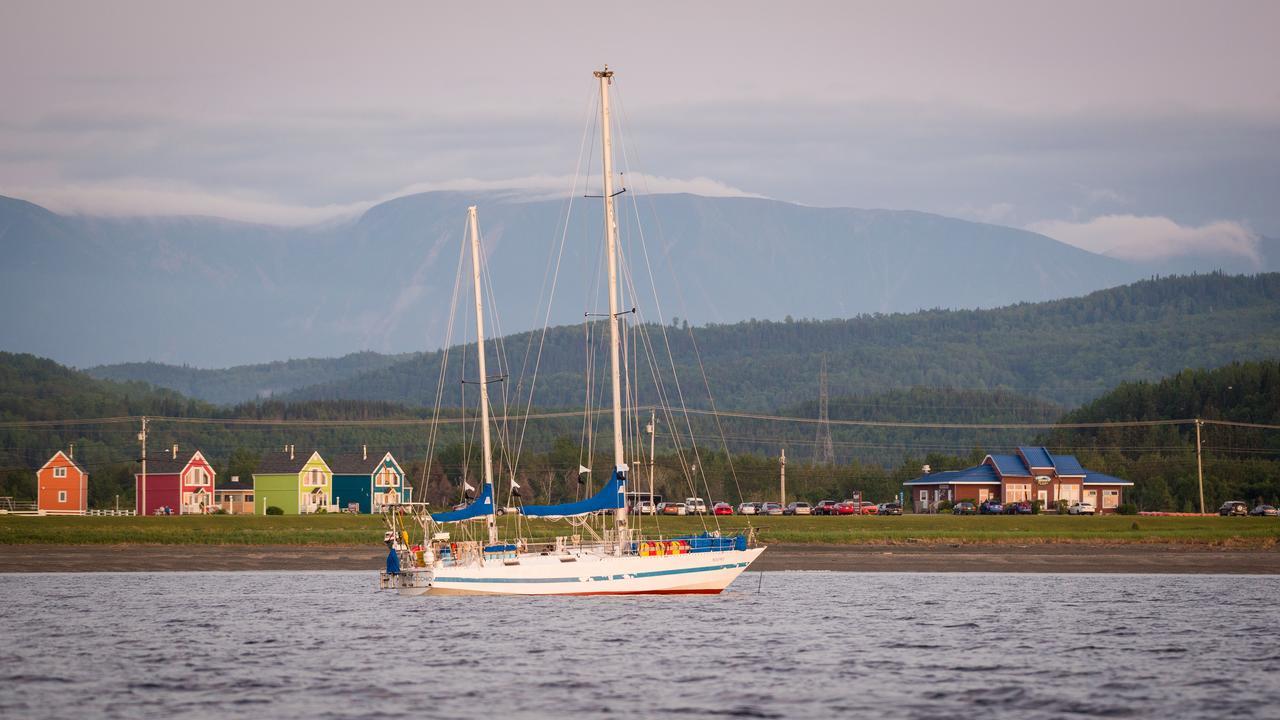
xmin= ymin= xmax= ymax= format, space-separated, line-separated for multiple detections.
xmin=5 ymin=173 xmax=765 ymax=226
xmin=1027 ymin=215 xmax=1261 ymax=265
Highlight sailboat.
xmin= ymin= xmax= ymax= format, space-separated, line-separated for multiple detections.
xmin=380 ymin=68 xmax=765 ymax=596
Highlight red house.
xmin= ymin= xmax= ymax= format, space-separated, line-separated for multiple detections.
xmin=37 ymin=449 xmax=88 ymax=515
xmin=135 ymin=446 xmax=216 ymax=516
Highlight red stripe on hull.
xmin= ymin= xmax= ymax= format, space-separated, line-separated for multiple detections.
xmin=560 ymin=588 xmax=724 ymax=596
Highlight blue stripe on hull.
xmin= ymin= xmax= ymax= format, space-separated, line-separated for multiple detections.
xmin=433 ymin=561 xmax=748 ymax=585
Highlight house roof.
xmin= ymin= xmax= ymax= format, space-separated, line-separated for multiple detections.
xmin=328 ymin=451 xmax=395 ymax=475
xmin=1053 ymin=454 xmax=1087 ymax=476
xmin=989 ymin=454 xmax=1031 ymax=476
xmin=1018 ymin=446 xmax=1054 ymax=468
xmin=41 ymin=450 xmax=87 ymax=475
xmin=908 ymin=449 xmax=1132 ymax=488
xmin=215 ymin=476 xmax=254 ymax=491
xmin=136 ymin=450 xmax=202 ymax=475
xmin=1083 ymin=472 xmax=1135 ymax=486
xmin=255 ymin=450 xmax=318 ymax=474
xmin=904 ymin=464 xmax=1001 ymax=486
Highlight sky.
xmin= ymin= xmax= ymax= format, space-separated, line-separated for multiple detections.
xmin=2 ymin=0 xmax=1278 ymax=263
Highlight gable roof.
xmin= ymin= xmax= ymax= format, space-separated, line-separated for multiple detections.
xmin=215 ymin=475 xmax=254 ymax=491
xmin=1018 ymin=446 xmax=1054 ymax=468
xmin=904 ymin=464 xmax=1000 ymax=486
xmin=255 ymin=450 xmax=324 ymax=474
xmin=1083 ymin=472 xmax=1134 ymax=486
xmin=1053 ymin=454 xmax=1086 ymax=476
xmin=40 ymin=450 xmax=87 ymax=475
xmin=328 ymin=451 xmax=398 ymax=475
xmin=988 ymin=454 xmax=1032 ymax=476
xmin=134 ymin=449 xmax=211 ymax=476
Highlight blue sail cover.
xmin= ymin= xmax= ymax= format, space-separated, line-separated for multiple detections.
xmin=520 ymin=469 xmax=626 ymax=517
xmin=431 ymin=484 xmax=494 ymax=523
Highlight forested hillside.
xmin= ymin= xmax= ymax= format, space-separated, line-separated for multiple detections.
xmin=87 ymin=352 xmax=413 ymax=405
xmin=1043 ymin=361 xmax=1280 ymax=511
xmin=284 ymin=272 xmax=1280 ymax=410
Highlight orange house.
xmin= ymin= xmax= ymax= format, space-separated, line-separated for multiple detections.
xmin=37 ymin=450 xmax=89 ymax=515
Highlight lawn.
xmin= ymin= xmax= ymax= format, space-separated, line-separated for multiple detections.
xmin=1 ymin=513 xmax=1278 ymax=547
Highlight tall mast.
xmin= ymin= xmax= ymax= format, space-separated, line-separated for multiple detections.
xmin=595 ymin=66 xmax=629 ymax=549
xmin=467 ymin=205 xmax=499 ymax=546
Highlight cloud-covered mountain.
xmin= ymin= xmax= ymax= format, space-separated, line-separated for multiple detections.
xmin=3 ymin=191 xmax=1268 ymax=369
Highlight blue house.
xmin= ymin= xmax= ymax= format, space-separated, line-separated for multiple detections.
xmin=329 ymin=447 xmax=408 ymax=513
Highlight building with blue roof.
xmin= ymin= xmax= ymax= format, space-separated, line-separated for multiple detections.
xmin=905 ymin=446 xmax=1133 ymax=513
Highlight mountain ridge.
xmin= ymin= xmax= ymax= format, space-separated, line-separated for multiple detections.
xmin=0 ymin=190 xmax=1163 ymax=368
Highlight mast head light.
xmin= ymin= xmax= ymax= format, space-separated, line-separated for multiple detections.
xmin=594 ymin=67 xmax=614 ymax=81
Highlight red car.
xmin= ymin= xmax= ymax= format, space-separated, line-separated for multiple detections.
xmin=832 ymin=501 xmax=859 ymax=515
xmin=858 ymin=501 xmax=879 ymax=515
xmin=813 ymin=500 xmax=840 ymax=516
xmin=712 ymin=502 xmax=734 ymax=516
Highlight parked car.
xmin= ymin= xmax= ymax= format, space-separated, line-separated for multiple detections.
xmin=952 ymin=502 xmax=977 ymax=515
xmin=878 ymin=502 xmax=903 ymax=516
xmin=758 ymin=502 xmax=784 ymax=516
xmin=657 ymin=502 xmax=687 ymax=516
xmin=813 ymin=500 xmax=840 ymax=516
xmin=712 ymin=502 xmax=734 ymax=516
xmin=737 ymin=502 xmax=760 ymax=515
xmin=856 ymin=501 xmax=879 ymax=515
xmin=685 ymin=497 xmax=709 ymax=515
xmin=633 ymin=500 xmax=657 ymax=515
xmin=1067 ymin=501 xmax=1096 ymax=515
xmin=830 ymin=500 xmax=858 ymax=515
xmin=1250 ymin=504 xmax=1278 ymax=517
xmin=784 ymin=502 xmax=812 ymax=516
xmin=1219 ymin=501 xmax=1249 ymax=517
xmin=1004 ymin=501 xmax=1033 ymax=515
xmin=979 ymin=500 xmax=1005 ymax=515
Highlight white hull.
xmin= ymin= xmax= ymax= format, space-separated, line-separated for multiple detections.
xmin=389 ymin=547 xmax=765 ymax=596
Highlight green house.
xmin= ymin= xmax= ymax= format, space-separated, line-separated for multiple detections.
xmin=252 ymin=448 xmax=332 ymax=515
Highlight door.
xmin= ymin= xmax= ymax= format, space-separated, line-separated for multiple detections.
xmin=1084 ymin=489 xmax=1098 ymax=508
xmin=1037 ymin=489 xmax=1048 ymax=508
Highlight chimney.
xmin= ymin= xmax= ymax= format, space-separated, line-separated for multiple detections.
xmin=289 ymin=445 xmax=295 ymax=461
xmin=69 ymin=443 xmax=74 ymax=459
xmin=362 ymin=444 xmax=367 ymax=461
xmin=172 ymin=444 xmax=178 ymax=460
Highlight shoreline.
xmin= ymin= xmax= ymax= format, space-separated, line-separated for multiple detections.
xmin=1 ymin=543 xmax=1278 ymax=574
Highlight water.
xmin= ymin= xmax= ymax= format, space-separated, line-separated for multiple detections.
xmin=1 ymin=571 xmax=1277 ymax=719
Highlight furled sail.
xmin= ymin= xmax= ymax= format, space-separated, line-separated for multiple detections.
xmin=520 ymin=469 xmax=626 ymax=517
xmin=431 ymin=484 xmax=494 ymax=523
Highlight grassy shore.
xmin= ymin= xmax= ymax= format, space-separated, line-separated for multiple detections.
xmin=2 ymin=513 xmax=1278 ymax=547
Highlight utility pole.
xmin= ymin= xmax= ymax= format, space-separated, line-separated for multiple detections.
xmin=647 ymin=410 xmax=656 ymax=507
xmin=138 ymin=416 xmax=148 ymax=516
xmin=1195 ymin=418 xmax=1205 ymax=515
xmin=780 ymin=448 xmax=787 ymax=506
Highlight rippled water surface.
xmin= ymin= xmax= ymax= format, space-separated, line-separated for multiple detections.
xmin=2 ymin=571 xmax=1278 ymax=719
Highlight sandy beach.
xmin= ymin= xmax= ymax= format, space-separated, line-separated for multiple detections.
xmin=1 ymin=543 xmax=1277 ymax=574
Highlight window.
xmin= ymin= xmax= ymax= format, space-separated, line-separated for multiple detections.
xmin=376 ymin=467 xmax=398 ymax=487
xmin=1004 ymin=483 xmax=1031 ymax=502
xmin=1102 ymin=490 xmax=1120 ymax=509
xmin=54 ymin=467 xmax=67 ymax=478
xmin=190 ymin=468 xmax=211 ymax=486
xmin=57 ymin=490 xmax=67 ymax=503
xmin=304 ymin=468 xmax=326 ymax=487
xmin=245 ymin=494 xmax=253 ymax=502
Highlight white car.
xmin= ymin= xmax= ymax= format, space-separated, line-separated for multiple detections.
xmin=1068 ymin=501 xmax=1096 ymax=515
xmin=633 ymin=500 xmax=657 ymax=515
xmin=685 ymin=497 xmax=709 ymax=515
xmin=737 ymin=502 xmax=759 ymax=515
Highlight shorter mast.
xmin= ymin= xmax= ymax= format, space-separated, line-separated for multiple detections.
xmin=467 ymin=205 xmax=499 ymax=547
